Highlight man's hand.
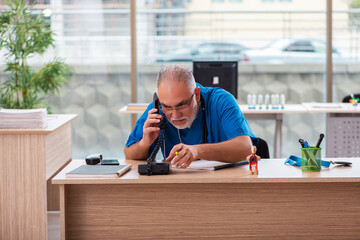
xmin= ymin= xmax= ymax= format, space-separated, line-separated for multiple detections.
xmin=163 ymin=136 xmax=252 ymax=166
xmin=166 ymin=144 xmax=198 ymax=168
xmin=140 ymin=108 xmax=162 ymax=147
xmin=124 ymin=108 xmax=165 ymax=160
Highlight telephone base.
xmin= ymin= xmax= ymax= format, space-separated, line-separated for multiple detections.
xmin=138 ymin=162 xmax=170 ymax=175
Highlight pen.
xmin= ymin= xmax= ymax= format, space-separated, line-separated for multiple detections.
xmin=299 ymin=139 xmax=305 ymax=148
xmin=315 ymin=133 xmax=325 ymax=148
xmin=214 ymin=160 xmax=248 ymax=170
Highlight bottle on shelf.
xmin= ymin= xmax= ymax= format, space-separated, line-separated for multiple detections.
xmin=247 ymin=94 xmax=253 ymax=109
xmin=271 ymin=94 xmax=276 ymax=109
xmin=265 ymin=94 xmax=270 ymax=109
xmin=280 ymin=94 xmax=285 ymax=109
xmin=252 ymin=94 xmax=257 ymax=109
xmin=258 ymin=94 xmax=263 ymax=109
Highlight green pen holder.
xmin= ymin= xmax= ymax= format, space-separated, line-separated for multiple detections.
xmin=301 ymin=147 xmax=321 ymax=172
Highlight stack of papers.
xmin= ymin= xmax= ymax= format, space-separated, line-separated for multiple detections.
xmin=0 ymin=108 xmax=48 ymax=128
xmin=304 ymin=102 xmax=342 ymax=108
xmin=127 ymin=103 xmax=148 ymax=111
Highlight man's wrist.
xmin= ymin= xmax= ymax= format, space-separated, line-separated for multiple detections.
xmin=192 ymin=144 xmax=202 ymax=160
xmin=139 ymin=139 xmax=151 ymax=149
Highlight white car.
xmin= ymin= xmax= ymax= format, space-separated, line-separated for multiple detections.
xmin=242 ymin=38 xmax=350 ymax=64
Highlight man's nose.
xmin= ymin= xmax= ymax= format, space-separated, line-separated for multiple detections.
xmin=171 ymin=109 xmax=182 ymax=119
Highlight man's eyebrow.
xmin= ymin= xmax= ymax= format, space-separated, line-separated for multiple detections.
xmin=161 ymin=100 xmax=186 ymax=108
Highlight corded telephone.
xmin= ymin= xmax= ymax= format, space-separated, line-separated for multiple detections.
xmin=138 ymin=92 xmax=170 ymax=175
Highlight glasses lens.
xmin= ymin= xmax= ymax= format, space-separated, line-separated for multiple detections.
xmin=161 ymin=91 xmax=195 ymax=112
xmin=176 ymin=105 xmax=188 ymax=111
xmin=162 ymin=106 xmax=172 ymax=111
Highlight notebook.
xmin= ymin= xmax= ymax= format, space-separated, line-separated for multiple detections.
xmin=66 ymin=164 xmax=132 ymax=178
xmin=185 ymin=160 xmax=248 ymax=171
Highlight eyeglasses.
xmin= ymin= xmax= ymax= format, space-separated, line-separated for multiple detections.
xmin=160 ymin=90 xmax=195 ymax=112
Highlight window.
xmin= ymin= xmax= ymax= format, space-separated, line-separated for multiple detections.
xmin=38 ymin=1 xmax=131 ymax=158
xmin=285 ymin=41 xmax=315 ymax=52
xmin=1 ymin=0 xmax=357 ymax=159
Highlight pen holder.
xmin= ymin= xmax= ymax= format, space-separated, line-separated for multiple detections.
xmin=301 ymin=147 xmax=321 ymax=172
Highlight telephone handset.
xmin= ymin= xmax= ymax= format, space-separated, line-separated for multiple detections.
xmin=153 ymin=92 xmax=166 ymax=129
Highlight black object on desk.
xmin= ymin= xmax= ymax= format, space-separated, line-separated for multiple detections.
xmin=213 ymin=160 xmax=248 ymax=170
xmin=101 ymin=159 xmax=119 ymax=165
xmin=86 ymin=154 xmax=120 ymax=165
xmin=330 ymin=161 xmax=352 ymax=167
xmin=86 ymin=154 xmax=102 ymax=165
xmin=138 ymin=129 xmax=170 ymax=176
xmin=137 ymin=94 xmax=170 ymax=176
xmin=315 ymin=133 xmax=325 ymax=148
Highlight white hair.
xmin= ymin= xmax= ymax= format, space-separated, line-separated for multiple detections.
xmin=156 ymin=65 xmax=196 ymax=94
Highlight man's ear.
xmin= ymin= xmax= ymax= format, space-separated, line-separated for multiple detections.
xmin=195 ymin=87 xmax=201 ymax=101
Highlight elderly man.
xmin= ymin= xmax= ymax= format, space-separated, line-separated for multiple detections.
xmin=124 ymin=65 xmax=257 ymax=168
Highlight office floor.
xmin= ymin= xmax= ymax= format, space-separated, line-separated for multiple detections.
xmin=48 ymin=212 xmax=60 ymax=240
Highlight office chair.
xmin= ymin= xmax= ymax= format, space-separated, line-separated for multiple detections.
xmin=342 ymin=93 xmax=360 ymax=103
xmin=255 ymin=137 xmax=270 ymax=159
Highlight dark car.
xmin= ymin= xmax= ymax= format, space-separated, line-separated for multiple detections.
xmin=156 ymin=42 xmax=248 ymax=62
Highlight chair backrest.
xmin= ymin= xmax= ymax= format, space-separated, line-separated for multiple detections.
xmin=255 ymin=137 xmax=270 ymax=159
xmin=342 ymin=93 xmax=360 ymax=103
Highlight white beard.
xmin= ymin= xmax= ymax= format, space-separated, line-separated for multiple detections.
xmin=170 ymin=101 xmax=198 ymax=130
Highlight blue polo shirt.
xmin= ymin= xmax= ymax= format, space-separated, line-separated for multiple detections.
xmin=125 ymin=85 xmax=257 ymax=158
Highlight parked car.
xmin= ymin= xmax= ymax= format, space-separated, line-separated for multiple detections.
xmin=156 ymin=42 xmax=248 ymax=62
xmin=242 ymin=38 xmax=349 ymax=64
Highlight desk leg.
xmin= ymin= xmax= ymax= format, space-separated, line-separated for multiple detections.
xmin=59 ymin=185 xmax=66 ymax=240
xmin=0 ymin=134 xmax=47 ymax=240
xmin=245 ymin=113 xmax=283 ymax=158
xmin=274 ymin=114 xmax=282 ymax=158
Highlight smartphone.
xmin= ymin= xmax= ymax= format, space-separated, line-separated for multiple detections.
xmin=101 ymin=159 xmax=119 ymax=165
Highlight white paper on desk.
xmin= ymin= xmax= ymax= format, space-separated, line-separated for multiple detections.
xmin=184 ymin=160 xmax=231 ymax=170
xmin=307 ymin=102 xmax=342 ymax=108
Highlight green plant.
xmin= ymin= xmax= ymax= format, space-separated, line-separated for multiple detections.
xmin=349 ymin=0 xmax=360 ymax=29
xmin=0 ymin=0 xmax=70 ymax=109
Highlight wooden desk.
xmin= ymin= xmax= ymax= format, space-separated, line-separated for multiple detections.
xmin=0 ymin=114 xmax=77 ymax=240
xmin=53 ymin=158 xmax=360 ymax=240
